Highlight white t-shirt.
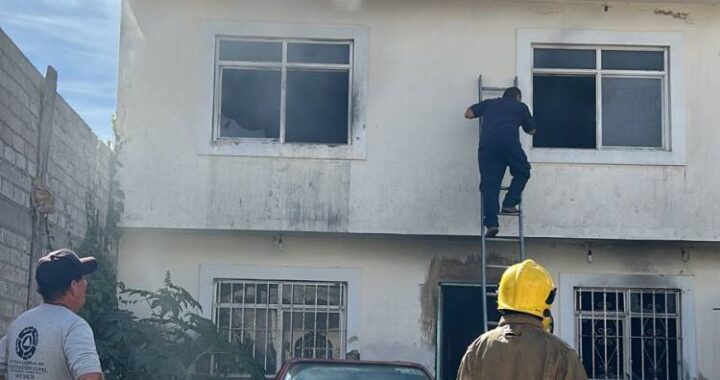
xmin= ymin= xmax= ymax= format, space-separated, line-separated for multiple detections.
xmin=0 ymin=304 xmax=102 ymax=379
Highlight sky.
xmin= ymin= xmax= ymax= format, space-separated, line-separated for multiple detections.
xmin=0 ymin=0 xmax=120 ymax=142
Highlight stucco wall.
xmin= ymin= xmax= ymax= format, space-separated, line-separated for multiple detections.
xmin=118 ymin=230 xmax=719 ymax=378
xmin=117 ymin=0 xmax=720 ymax=241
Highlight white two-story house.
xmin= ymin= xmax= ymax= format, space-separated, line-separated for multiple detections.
xmin=116 ymin=1 xmax=720 ymax=378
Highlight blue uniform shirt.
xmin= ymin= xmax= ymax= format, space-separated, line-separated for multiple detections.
xmin=470 ymin=95 xmax=535 ymax=147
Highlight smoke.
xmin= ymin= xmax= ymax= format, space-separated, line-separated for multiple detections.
xmin=331 ymin=0 xmax=364 ymax=12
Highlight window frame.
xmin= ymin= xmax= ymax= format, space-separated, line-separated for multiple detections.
xmin=532 ymin=44 xmax=669 ymax=151
xmin=214 ymin=37 xmax=354 ymax=145
xmin=573 ymin=287 xmax=682 ymax=379
xmin=199 ymin=264 xmax=362 ymax=373
xmin=517 ymin=29 xmax=686 ymax=165
xmin=198 ymin=22 xmax=368 ymax=160
xmin=558 ymin=273 xmax=697 ymax=379
xmin=211 ymin=279 xmax=348 ymax=377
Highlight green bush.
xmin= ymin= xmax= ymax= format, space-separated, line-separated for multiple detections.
xmin=75 ymin=120 xmax=265 ymax=379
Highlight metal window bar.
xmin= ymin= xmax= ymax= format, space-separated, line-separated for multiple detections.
xmin=591 ymin=290 xmax=595 ymax=378
xmin=213 ymin=280 xmax=347 ymax=377
xmin=640 ymin=290 xmax=645 ymax=379
xmin=576 ymin=288 xmax=681 ymax=380
xmin=652 ymin=289 xmax=657 ymax=380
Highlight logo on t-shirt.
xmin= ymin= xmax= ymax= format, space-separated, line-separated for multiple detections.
xmin=15 ymin=326 xmax=39 ymax=360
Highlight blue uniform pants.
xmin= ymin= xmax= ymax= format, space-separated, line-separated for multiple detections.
xmin=479 ymin=143 xmax=531 ymax=228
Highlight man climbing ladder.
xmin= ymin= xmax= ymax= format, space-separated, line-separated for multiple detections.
xmin=465 ymin=87 xmax=536 ymax=237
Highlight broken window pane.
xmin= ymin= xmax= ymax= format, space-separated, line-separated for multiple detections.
xmin=286 ymin=70 xmax=349 ymax=144
xmin=602 ymin=77 xmax=662 ymax=148
xmin=534 ymin=48 xmax=596 ymax=69
xmin=532 ymin=75 xmax=596 ymax=149
xmin=219 ymin=68 xmax=281 ymax=139
xmin=219 ymin=40 xmax=282 ymax=62
xmin=288 ymin=43 xmax=350 ymax=64
xmin=602 ymin=50 xmax=664 ymax=71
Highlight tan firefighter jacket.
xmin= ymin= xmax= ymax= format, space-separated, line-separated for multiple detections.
xmin=456 ymin=314 xmax=588 ymax=380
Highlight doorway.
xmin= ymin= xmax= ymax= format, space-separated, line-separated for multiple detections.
xmin=436 ymin=283 xmax=499 ymax=380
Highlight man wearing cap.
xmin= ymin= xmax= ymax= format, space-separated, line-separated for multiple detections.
xmin=0 ymin=249 xmax=103 ymax=380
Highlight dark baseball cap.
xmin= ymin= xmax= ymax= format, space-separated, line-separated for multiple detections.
xmin=35 ymin=249 xmax=97 ymax=287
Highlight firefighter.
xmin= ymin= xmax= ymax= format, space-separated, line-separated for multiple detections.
xmin=456 ymin=259 xmax=588 ymax=380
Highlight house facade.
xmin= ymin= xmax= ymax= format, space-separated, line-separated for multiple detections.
xmin=116 ymin=1 xmax=720 ymax=378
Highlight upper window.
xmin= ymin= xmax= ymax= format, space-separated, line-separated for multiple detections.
xmin=517 ymin=30 xmax=685 ymax=165
xmin=532 ymin=46 xmax=667 ymax=150
xmin=215 ymin=38 xmax=353 ymax=145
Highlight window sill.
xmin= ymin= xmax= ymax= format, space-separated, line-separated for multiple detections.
xmin=198 ymin=139 xmax=367 ymax=160
xmin=521 ymin=137 xmax=685 ymax=166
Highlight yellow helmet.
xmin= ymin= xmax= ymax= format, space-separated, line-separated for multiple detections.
xmin=497 ymin=259 xmax=556 ymax=329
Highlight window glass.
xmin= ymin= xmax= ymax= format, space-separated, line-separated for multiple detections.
xmin=602 ymin=77 xmax=663 ymax=147
xmin=532 ymin=75 xmax=596 ymax=149
xmin=286 ymin=70 xmax=349 ymax=144
xmin=534 ymin=48 xmax=596 ymax=69
xmin=219 ymin=68 xmax=281 ymax=139
xmin=602 ymin=50 xmax=664 ymax=71
xmin=288 ymin=43 xmax=350 ymax=64
xmin=219 ymin=40 xmax=282 ymax=62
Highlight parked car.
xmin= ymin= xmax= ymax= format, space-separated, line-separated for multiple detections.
xmin=275 ymin=359 xmax=434 ymax=380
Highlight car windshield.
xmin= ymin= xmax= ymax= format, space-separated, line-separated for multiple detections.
xmin=283 ymin=362 xmax=431 ymax=380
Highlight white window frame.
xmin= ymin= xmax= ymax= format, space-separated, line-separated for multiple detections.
xmin=214 ymin=37 xmax=354 ymax=145
xmin=199 ymin=22 xmax=368 ymax=160
xmin=199 ymin=264 xmax=362 ymax=356
xmin=558 ymin=273 xmax=697 ymax=378
xmin=517 ymin=29 xmax=686 ymax=166
xmin=211 ymin=279 xmax=348 ymax=377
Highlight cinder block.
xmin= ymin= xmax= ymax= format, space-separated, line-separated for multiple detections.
xmin=26 ymin=160 xmax=36 ymax=178
xmin=15 ymin=152 xmax=26 ymax=172
xmin=3 ymin=146 xmax=14 ymax=165
xmin=0 ymin=178 xmax=13 ymax=201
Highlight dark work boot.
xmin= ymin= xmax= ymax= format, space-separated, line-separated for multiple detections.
xmin=485 ymin=226 xmax=499 ymax=238
xmin=501 ymin=206 xmax=520 ymax=214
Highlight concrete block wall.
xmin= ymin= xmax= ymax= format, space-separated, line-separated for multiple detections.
xmin=0 ymin=27 xmax=112 ymax=334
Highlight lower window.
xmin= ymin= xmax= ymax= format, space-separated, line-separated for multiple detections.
xmin=575 ymin=288 xmax=681 ymax=380
xmin=205 ymin=280 xmax=347 ymax=377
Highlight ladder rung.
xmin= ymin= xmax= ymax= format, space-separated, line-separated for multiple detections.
xmin=500 ymin=186 xmax=510 ymax=191
xmin=498 ymin=211 xmax=521 ymax=216
xmin=486 ymin=264 xmax=510 ymax=270
xmin=484 ymin=237 xmax=520 ymax=243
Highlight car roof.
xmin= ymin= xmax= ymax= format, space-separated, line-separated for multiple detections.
xmin=276 ymin=359 xmax=434 ymax=379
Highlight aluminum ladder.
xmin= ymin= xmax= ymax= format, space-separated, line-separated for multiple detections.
xmin=477 ymin=75 xmax=526 ymax=333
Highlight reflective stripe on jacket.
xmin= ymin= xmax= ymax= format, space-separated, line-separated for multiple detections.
xmin=456 ymin=314 xmax=588 ymax=380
